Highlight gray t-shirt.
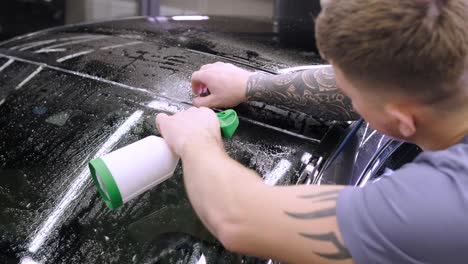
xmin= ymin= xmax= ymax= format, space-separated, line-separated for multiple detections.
xmin=337 ymin=136 xmax=468 ymax=264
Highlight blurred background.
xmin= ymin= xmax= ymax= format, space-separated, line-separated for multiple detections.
xmin=0 ymin=0 xmax=321 ymax=41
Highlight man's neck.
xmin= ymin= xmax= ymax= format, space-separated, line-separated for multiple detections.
xmin=420 ymin=133 xmax=467 ymax=151
xmin=415 ymin=109 xmax=468 ymax=151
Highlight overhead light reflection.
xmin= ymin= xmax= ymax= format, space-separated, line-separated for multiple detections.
xmin=147 ymin=16 xmax=170 ymax=23
xmin=172 ymin=15 xmax=210 ymax=21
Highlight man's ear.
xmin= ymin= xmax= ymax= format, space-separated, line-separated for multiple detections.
xmin=385 ymin=104 xmax=416 ymax=138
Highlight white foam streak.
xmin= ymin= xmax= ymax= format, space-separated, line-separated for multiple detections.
xmin=27 ymin=110 xmax=144 ymax=253
xmin=277 ymin=64 xmax=330 ymax=74
xmin=19 ymin=256 xmax=42 ymax=264
xmin=263 ymin=159 xmax=292 ymax=186
xmin=147 ymin=100 xmax=183 ymax=113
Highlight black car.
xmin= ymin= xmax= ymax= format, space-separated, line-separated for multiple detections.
xmin=0 ymin=16 xmax=421 ymax=263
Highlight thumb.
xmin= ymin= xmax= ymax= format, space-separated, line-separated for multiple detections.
xmin=155 ymin=113 xmax=169 ymax=134
xmin=192 ymin=95 xmax=216 ymax=107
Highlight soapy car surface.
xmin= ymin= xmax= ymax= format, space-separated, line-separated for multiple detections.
xmin=0 ymin=16 xmax=420 ymax=263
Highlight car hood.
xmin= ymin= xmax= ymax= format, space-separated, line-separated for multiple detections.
xmin=0 ymin=16 xmax=324 ymax=263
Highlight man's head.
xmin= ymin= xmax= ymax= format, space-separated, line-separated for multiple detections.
xmin=316 ymin=0 xmax=468 ymax=149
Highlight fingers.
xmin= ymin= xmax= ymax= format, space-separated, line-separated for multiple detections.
xmin=192 ymin=95 xmax=215 ymax=107
xmin=200 ymin=64 xmax=214 ymax=71
xmin=155 ymin=107 xmax=201 ymax=129
xmin=155 ymin=113 xmax=169 ymax=134
xmin=186 ymin=106 xmax=198 ymax=113
xmin=198 ymin=106 xmax=216 ymax=116
xmin=199 ymin=62 xmax=226 ymax=71
xmin=191 ymin=70 xmax=214 ymax=95
xmin=192 ymin=62 xmax=229 ymax=95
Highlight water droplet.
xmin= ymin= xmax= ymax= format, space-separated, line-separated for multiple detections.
xmin=32 ymin=106 xmax=48 ymax=115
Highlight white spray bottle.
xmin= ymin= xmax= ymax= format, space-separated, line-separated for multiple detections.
xmin=88 ymin=109 xmax=239 ymax=209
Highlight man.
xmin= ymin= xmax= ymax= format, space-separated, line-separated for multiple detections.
xmin=156 ymin=0 xmax=468 ymax=263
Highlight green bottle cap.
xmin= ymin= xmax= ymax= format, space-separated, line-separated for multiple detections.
xmin=217 ymin=109 xmax=239 ymax=138
xmin=89 ymin=157 xmax=123 ymax=209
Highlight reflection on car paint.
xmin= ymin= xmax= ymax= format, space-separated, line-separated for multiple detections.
xmin=0 ymin=58 xmax=14 ymax=72
xmin=100 ymin=41 xmax=143 ymax=51
xmin=315 ymin=120 xmax=420 ymax=188
xmin=10 ymin=35 xmax=98 ymax=51
xmin=171 ymin=16 xmax=210 ymax=21
xmin=0 ymin=54 xmax=155 ymax=96
xmin=33 ymin=36 xmax=110 ymax=54
xmin=56 ymin=50 xmax=95 ymax=63
xmin=14 ymin=39 xmax=58 ymax=51
xmin=16 ymin=66 xmax=44 ymax=90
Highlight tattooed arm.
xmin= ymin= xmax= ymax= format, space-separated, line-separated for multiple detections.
xmin=191 ymin=62 xmax=359 ymax=121
xmin=246 ymin=66 xmax=359 ymax=121
xmin=228 ymin=183 xmax=353 ymax=263
xmin=175 ymin=126 xmax=352 ymax=263
xmin=273 ymin=186 xmax=352 ymax=262
xmin=180 ymin=141 xmax=353 ymax=263
xmin=157 ymin=107 xmax=354 ymax=263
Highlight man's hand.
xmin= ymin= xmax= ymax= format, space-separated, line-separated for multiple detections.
xmin=155 ymin=107 xmax=223 ymax=157
xmin=191 ymin=62 xmax=255 ymax=108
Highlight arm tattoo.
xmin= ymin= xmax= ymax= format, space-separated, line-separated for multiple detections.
xmin=285 ymin=207 xmax=336 ymax=219
xmin=300 ymin=232 xmax=351 ymax=260
xmin=297 ymin=189 xmax=340 ymax=199
xmin=246 ymin=66 xmax=359 ymax=121
xmin=297 ymin=189 xmax=340 ymax=203
xmin=284 ymin=190 xmax=351 ymax=260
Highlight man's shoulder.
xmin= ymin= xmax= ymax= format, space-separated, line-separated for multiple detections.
xmin=336 ymin=137 xmax=468 ymax=264
xmin=411 ymin=136 xmax=468 ymax=175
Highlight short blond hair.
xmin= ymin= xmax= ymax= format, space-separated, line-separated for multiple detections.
xmin=316 ymin=0 xmax=468 ymax=105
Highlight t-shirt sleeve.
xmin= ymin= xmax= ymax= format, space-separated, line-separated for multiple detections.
xmin=336 ymin=150 xmax=468 ymax=264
